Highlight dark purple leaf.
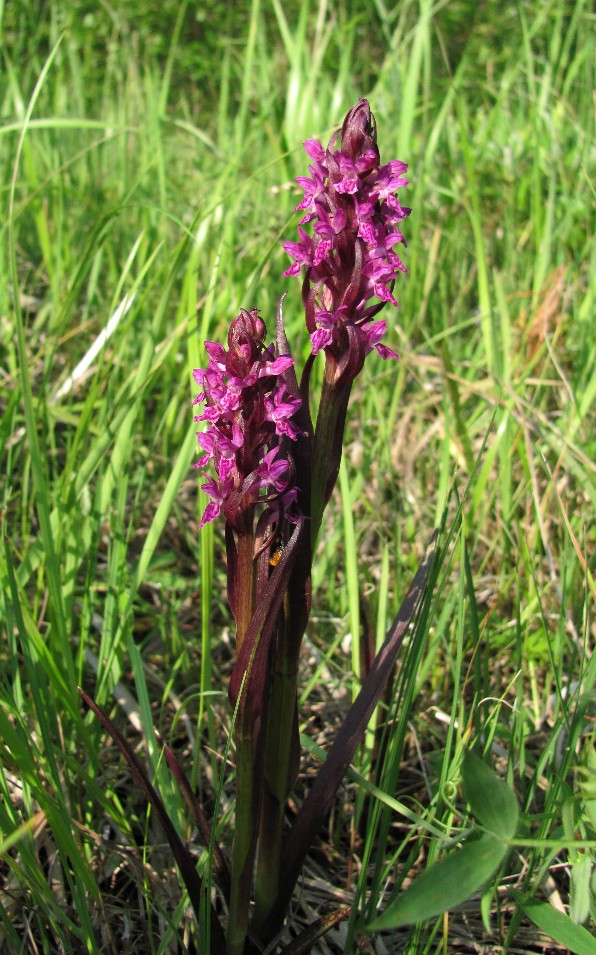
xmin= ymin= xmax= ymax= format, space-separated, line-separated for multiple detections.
xmin=279 ymin=906 xmax=351 ymax=954
xmin=78 ymin=687 xmax=226 ymax=954
xmin=259 ymin=533 xmax=436 ymax=941
xmin=155 ymin=730 xmax=231 ymax=902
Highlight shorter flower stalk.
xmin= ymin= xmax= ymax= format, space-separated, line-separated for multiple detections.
xmin=193 ymin=308 xmax=303 ymax=953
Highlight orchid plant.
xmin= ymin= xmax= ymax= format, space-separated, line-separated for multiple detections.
xmin=81 ymin=99 xmax=435 ymax=954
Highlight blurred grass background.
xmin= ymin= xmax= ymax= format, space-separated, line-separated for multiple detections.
xmin=1 ymin=0 xmax=594 ymax=952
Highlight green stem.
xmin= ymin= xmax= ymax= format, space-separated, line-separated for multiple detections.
xmin=310 ymin=374 xmax=350 ymax=549
xmin=252 ymin=638 xmax=299 ymax=931
xmin=227 ymin=734 xmax=258 ymax=955
xmin=253 ymin=785 xmax=285 ymax=928
xmin=252 ymin=374 xmax=351 ymax=932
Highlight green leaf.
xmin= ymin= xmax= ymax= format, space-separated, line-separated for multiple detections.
xmin=510 ymin=890 xmax=596 ymax=955
xmin=570 ymin=854 xmax=593 ymax=925
xmin=462 ymin=751 xmax=519 ymax=841
xmin=368 ymin=833 xmax=507 ymax=930
xmin=0 ymin=811 xmax=44 ymax=855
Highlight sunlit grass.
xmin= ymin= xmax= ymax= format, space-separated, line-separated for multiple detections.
xmin=1 ymin=0 xmax=594 ymax=952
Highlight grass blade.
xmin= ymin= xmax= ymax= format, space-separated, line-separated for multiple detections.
xmin=155 ymin=730 xmax=231 ymax=903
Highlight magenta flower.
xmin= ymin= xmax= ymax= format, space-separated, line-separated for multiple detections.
xmin=283 ymin=98 xmax=410 ymax=384
xmin=193 ymin=308 xmax=301 ymax=531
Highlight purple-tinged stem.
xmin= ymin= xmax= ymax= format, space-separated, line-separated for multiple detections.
xmin=253 ymin=618 xmax=300 ymax=931
xmin=227 ymin=733 xmax=260 ymax=955
xmin=235 ymin=530 xmax=256 ymax=654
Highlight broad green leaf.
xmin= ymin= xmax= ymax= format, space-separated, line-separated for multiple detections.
xmin=368 ymin=833 xmax=507 ymax=930
xmin=510 ymin=890 xmax=596 ymax=955
xmin=462 ymin=751 xmax=519 ymax=841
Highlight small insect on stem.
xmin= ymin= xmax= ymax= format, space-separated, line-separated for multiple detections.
xmin=269 ymin=542 xmax=284 ymax=567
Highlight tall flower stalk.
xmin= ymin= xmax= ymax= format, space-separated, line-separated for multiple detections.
xmin=282 ymin=98 xmax=410 ymax=544
xmin=251 ymin=100 xmax=412 ymax=933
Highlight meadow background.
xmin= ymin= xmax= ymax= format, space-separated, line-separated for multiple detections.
xmin=1 ymin=0 xmax=594 ymax=952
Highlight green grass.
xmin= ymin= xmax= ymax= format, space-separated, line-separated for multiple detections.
xmin=1 ymin=0 xmax=594 ymax=952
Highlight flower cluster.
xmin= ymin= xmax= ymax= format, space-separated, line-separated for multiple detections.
xmin=193 ymin=308 xmax=301 ymax=531
xmin=283 ymin=99 xmax=410 ymax=377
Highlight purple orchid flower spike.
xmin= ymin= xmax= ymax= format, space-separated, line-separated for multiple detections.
xmin=193 ymin=308 xmax=301 ymax=530
xmin=284 ymin=97 xmax=410 ymax=387
xmin=283 ymin=99 xmax=411 ymax=542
